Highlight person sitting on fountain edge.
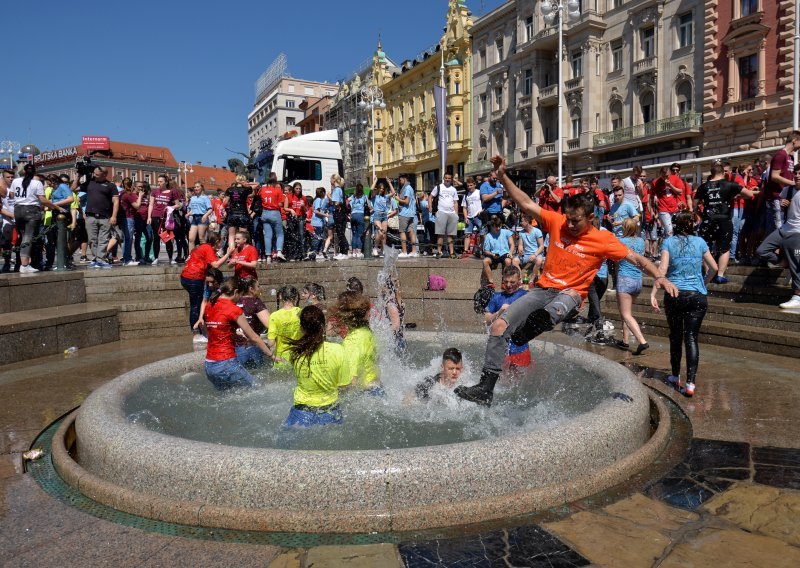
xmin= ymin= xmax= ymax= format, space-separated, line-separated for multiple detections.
xmin=455 ymin=155 xmax=679 ymax=407
xmin=414 ymin=348 xmax=464 ymax=400
xmin=484 ymin=266 xmax=531 ymax=374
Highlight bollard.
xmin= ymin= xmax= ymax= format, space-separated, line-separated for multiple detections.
xmin=56 ymin=213 xmax=68 ymax=270
xmin=363 ymin=215 xmax=372 ymax=259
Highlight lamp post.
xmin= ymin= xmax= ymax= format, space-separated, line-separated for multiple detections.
xmin=359 ymin=86 xmax=385 ymax=183
xmin=0 ymin=140 xmax=20 ymax=171
xmin=177 ymin=161 xmax=194 ymax=196
xmin=540 ymin=0 xmax=581 ymax=187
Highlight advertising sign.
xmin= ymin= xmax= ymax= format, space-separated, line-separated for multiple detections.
xmin=82 ymin=136 xmax=110 ymax=151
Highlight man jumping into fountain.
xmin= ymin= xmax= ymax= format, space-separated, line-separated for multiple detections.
xmin=455 ymin=156 xmax=679 ymax=406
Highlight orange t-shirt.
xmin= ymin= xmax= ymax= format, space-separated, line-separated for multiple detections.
xmin=537 ymin=208 xmax=629 ymax=299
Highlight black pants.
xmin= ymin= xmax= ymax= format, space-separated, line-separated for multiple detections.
xmin=587 ymin=275 xmax=608 ymax=325
xmin=333 ymin=209 xmax=349 ymax=254
xmin=151 ymin=217 xmax=174 ymax=261
xmin=173 ymin=214 xmax=188 ymax=260
xmin=664 ymin=291 xmax=708 ymax=383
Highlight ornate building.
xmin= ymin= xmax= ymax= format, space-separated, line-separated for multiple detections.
xmin=469 ymin=0 xmax=704 ymax=178
xmin=373 ymin=0 xmax=474 ymax=191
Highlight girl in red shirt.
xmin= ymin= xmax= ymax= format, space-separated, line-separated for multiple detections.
xmin=259 ymin=173 xmax=286 ymax=262
xmin=228 ymin=229 xmax=259 ymax=280
xmin=204 ymin=278 xmax=274 ymax=390
xmin=181 ymin=232 xmax=231 ymax=343
xmin=285 ymin=182 xmax=308 ymax=260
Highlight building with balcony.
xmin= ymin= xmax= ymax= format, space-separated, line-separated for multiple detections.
xmin=373 ymin=0 xmax=474 ymax=191
xmin=297 ymin=96 xmax=334 ymax=135
xmin=469 ymin=0 xmax=704 ymax=179
xmin=702 ymin=0 xmax=797 ymax=159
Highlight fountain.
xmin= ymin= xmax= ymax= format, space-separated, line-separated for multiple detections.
xmin=51 ymin=254 xmax=672 ymax=533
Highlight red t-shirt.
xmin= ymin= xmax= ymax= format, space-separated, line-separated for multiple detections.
xmin=652 ymin=178 xmax=679 ymax=214
xmin=287 ymin=194 xmax=306 ymax=217
xmin=181 ymin=243 xmax=218 ymax=281
xmin=204 ymin=298 xmax=243 ymax=361
xmin=134 ymin=194 xmax=150 ymax=221
xmin=766 ymin=149 xmax=794 ymax=199
xmin=259 ymin=185 xmax=284 ymax=211
xmin=641 ymin=185 xmax=654 ymax=222
xmin=539 ymin=186 xmax=563 ymax=213
xmin=210 ymin=197 xmax=225 ymax=222
xmin=728 ymin=174 xmax=746 ymax=208
xmin=594 ymin=188 xmax=608 ymax=211
xmin=232 ymin=244 xmax=258 ymax=279
xmin=537 ymin=208 xmax=629 ymax=300
xmin=120 ymin=191 xmax=138 ymax=219
xmin=151 ymin=188 xmax=183 ymax=218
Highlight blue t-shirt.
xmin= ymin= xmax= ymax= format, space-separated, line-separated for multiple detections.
xmin=51 ymin=183 xmax=73 ymax=203
xmin=311 ymin=197 xmax=327 ymax=228
xmin=188 ymin=194 xmax=211 ymax=215
xmin=331 ymin=186 xmax=344 ymax=206
xmin=419 ymin=198 xmax=431 ymax=224
xmin=480 ymin=181 xmax=504 ymax=214
xmin=372 ymin=194 xmax=388 ymax=214
xmin=349 ymin=194 xmax=367 ymax=215
xmin=618 ymin=236 xmax=644 ymax=279
xmin=486 ymin=289 xmax=530 ymax=354
xmin=519 ymin=227 xmax=543 ymax=257
xmin=483 ymin=228 xmax=513 ymax=256
xmin=662 ymin=235 xmax=709 ymax=294
xmin=610 ymin=201 xmax=639 ymax=237
xmin=398 ymin=184 xmax=417 ymax=217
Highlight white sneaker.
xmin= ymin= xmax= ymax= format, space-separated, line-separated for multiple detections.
xmin=124 ymin=261 xmax=139 ymax=267
xmin=779 ymin=296 xmax=800 ymax=309
xmin=334 ymin=253 xmax=348 ymax=261
xmin=275 ymin=252 xmax=286 ymax=262
xmin=151 ymin=259 xmax=158 ymax=266
xmin=192 ymin=334 xmax=208 ymax=343
xmin=397 ymin=252 xmax=409 ymax=258
xmin=409 ymin=251 xmax=419 ymax=257
xmin=20 ymin=265 xmax=38 ymax=273
xmin=372 ymin=248 xmax=379 ymax=257
xmin=170 ymin=260 xmax=177 ymax=265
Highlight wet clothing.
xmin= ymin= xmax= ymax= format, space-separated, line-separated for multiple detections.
xmin=291 ymin=342 xmax=347 ymax=408
xmin=231 ymin=244 xmax=258 ymax=280
xmin=234 ymin=296 xmax=268 ymax=346
xmin=486 ymin=289 xmax=530 ymax=356
xmin=225 ymin=185 xmax=252 ymax=227
xmin=268 ymin=306 xmax=302 ymax=369
xmin=662 ymin=236 xmax=709 ymax=294
xmin=340 ymin=327 xmax=379 ymax=389
xmin=204 ymin=298 xmax=243 ymax=362
xmin=665 ymin=291 xmax=707 ymax=384
xmin=415 ymin=373 xmax=444 ymax=400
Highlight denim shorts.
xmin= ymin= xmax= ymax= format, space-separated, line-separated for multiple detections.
xmin=616 ymin=276 xmax=643 ymax=295
xmin=465 ymin=216 xmax=483 ymax=233
xmin=204 ymin=358 xmax=256 ymax=391
xmin=521 ymin=253 xmax=542 ymax=265
xmin=190 ymin=214 xmax=209 ymax=226
xmin=284 ymin=405 xmax=343 ymax=428
xmin=373 ymin=211 xmax=388 ymax=222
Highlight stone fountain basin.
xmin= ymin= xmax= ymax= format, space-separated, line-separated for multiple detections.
xmin=53 ymin=333 xmax=670 ymax=533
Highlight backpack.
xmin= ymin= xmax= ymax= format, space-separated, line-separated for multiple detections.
xmin=473 ymin=286 xmax=495 ymax=314
xmin=425 ymin=274 xmax=447 ymax=291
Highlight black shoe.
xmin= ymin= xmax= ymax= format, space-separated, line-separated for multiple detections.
xmin=454 ymin=370 xmax=499 ymax=407
xmin=441 ymin=251 xmax=451 ymax=259
xmin=633 ymin=342 xmax=650 ymax=356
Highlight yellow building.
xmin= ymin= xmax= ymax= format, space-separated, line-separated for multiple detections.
xmin=372 ymin=0 xmax=473 ymax=192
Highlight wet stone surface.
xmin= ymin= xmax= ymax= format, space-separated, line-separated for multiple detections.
xmin=398 ymin=525 xmax=589 ymax=568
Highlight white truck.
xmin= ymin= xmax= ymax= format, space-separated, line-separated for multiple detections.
xmin=256 ymin=130 xmax=344 ymax=197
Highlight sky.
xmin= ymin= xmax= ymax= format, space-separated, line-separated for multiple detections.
xmin=5 ymin=0 xmax=506 ymax=167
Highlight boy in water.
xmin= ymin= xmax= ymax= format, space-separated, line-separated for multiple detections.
xmin=484 ymin=266 xmax=531 ymax=373
xmin=414 ymin=348 xmax=464 ymax=400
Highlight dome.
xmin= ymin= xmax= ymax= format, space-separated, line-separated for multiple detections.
xmin=21 ymin=144 xmax=40 ymax=155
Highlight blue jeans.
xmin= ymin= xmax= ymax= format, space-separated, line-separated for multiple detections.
xmin=251 ymin=216 xmax=264 ymax=258
xmin=122 ymin=218 xmax=134 ymax=263
xmin=204 ymin=358 xmax=256 ymax=391
xmin=284 ymin=405 xmax=343 ymax=428
xmin=730 ymin=207 xmax=745 ymax=260
xmin=350 ymin=212 xmax=365 ymax=250
xmin=312 ymin=225 xmax=325 ymax=253
xmin=180 ymin=277 xmax=205 ymax=333
xmin=261 ymin=209 xmax=284 ymax=255
xmin=235 ymin=344 xmax=265 ymax=368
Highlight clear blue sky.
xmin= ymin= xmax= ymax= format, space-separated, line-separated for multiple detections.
xmin=6 ymin=0 xmax=505 ymax=167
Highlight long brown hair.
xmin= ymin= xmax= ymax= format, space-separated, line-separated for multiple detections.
xmin=330 ymin=291 xmax=371 ymax=330
xmin=288 ymin=305 xmax=326 ymax=370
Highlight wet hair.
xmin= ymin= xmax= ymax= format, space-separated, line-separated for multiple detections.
xmin=288 ymin=305 xmax=327 ymax=370
xmin=501 ymin=265 xmax=521 ymax=279
xmin=205 ymin=266 xmax=224 ymax=284
xmin=331 ymin=290 xmax=371 ymax=329
xmin=346 ymin=276 xmax=364 ymax=294
xmin=442 ymin=347 xmax=462 ymax=365
xmin=315 ymin=186 xmax=326 ymax=198
xmin=235 ymin=229 xmax=251 ymax=243
xmin=208 ymin=277 xmax=238 ymax=306
xmin=236 ymin=276 xmax=259 ymax=296
xmin=205 ymin=232 xmax=221 ymax=248
xmin=277 ymin=285 xmax=299 ymax=306
xmin=672 ymin=211 xmax=695 ymax=237
xmin=303 ymin=282 xmax=326 ymax=301
xmin=564 ymin=192 xmax=596 ymax=218
xmin=621 ymin=217 xmax=639 ymax=238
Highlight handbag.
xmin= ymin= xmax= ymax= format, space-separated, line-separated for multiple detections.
xmin=387 ymin=213 xmax=400 ymax=231
xmin=158 ymin=229 xmax=174 ymax=243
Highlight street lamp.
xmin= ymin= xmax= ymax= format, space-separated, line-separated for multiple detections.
xmin=0 ymin=140 xmax=20 ymax=171
xmin=359 ymin=86 xmax=386 ymax=183
xmin=540 ymin=0 xmax=581 ymax=186
xmin=177 ymin=161 xmax=194 ymax=194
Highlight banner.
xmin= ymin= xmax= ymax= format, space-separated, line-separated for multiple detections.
xmin=434 ymin=84 xmax=447 ymax=181
xmin=82 ymin=136 xmax=110 ymax=151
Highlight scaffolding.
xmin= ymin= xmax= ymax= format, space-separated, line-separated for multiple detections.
xmin=326 ymin=75 xmax=371 ymax=186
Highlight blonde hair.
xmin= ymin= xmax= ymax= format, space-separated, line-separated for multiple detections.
xmin=331 ymin=174 xmax=344 ymax=187
xmin=235 ymin=174 xmax=248 ymax=184
xmin=621 ymin=217 xmax=639 ymax=238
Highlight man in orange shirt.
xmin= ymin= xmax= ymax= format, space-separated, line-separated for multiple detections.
xmin=456 ymin=156 xmax=678 ymax=406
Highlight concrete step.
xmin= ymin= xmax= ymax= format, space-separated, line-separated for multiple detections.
xmin=0 ymin=271 xmax=86 ymax=314
xmin=0 ymin=303 xmax=119 ymax=365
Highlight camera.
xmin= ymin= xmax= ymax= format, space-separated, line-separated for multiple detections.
xmin=75 ymin=156 xmax=94 ymax=178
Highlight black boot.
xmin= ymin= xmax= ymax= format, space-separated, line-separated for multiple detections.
xmin=454 ymin=369 xmax=499 ymax=407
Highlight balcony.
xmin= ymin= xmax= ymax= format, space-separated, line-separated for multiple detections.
xmin=518 ymin=95 xmax=531 ymax=110
xmin=633 ymin=56 xmax=657 ymax=75
xmin=532 ymin=26 xmax=558 ymax=49
xmin=403 ymin=155 xmax=417 ymax=164
xmin=564 ymin=77 xmax=583 ymax=92
xmin=538 ymin=84 xmax=558 ymax=106
xmin=731 ymin=99 xmax=757 ymax=114
xmin=593 ymin=111 xmax=703 ymax=147
xmin=466 ymin=160 xmax=492 ymax=175
xmin=491 ymin=108 xmax=506 ymax=122
xmin=567 ymin=138 xmax=581 ymax=150
xmin=537 ymin=143 xmax=556 ymax=157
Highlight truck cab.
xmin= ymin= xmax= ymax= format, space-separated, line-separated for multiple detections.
xmin=256 ymin=130 xmax=344 ymax=197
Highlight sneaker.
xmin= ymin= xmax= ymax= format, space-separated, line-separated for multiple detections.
xmin=275 ymin=252 xmax=287 ymax=262
xmin=666 ymin=375 xmax=681 ymax=388
xmin=170 ymin=259 xmax=177 ymax=265
xmin=124 ymin=261 xmax=139 ymax=267
xmin=334 ymin=253 xmax=348 ymax=261
xmin=397 ymin=252 xmax=409 ymax=258
xmin=711 ymin=275 xmax=729 ymax=284
xmin=79 ymin=256 xmax=88 ymax=264
xmin=633 ymin=342 xmax=650 ymax=356
xmin=192 ymin=334 xmax=208 ymax=344
xmin=151 ymin=259 xmax=159 ymax=266
xmin=266 ymin=256 xmax=272 ymax=264
xmin=95 ymin=260 xmax=112 ymax=269
xmin=372 ymin=248 xmax=380 ymax=257
xmin=409 ymin=252 xmax=419 ymax=257
xmin=20 ymin=264 xmax=39 ymax=273
xmin=441 ymin=251 xmax=451 ymax=259
xmin=315 ymin=255 xmax=326 ymax=262
xmin=88 ymin=260 xmax=99 ymax=268
xmin=779 ymin=296 xmax=800 ymax=309
xmin=681 ymin=382 xmax=696 ymax=397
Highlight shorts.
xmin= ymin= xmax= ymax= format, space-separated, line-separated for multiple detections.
xmin=700 ymin=216 xmax=734 ymax=254
xmin=373 ymin=211 xmax=388 ymax=222
xmin=107 ymin=225 xmax=121 ymax=241
xmin=227 ymin=213 xmax=250 ymax=229
xmin=616 ymin=275 xmax=642 ymax=295
xmin=191 ymin=214 xmax=209 ymax=226
xmin=658 ymin=212 xmax=674 ymax=237
xmin=466 ymin=216 xmax=483 ymax=233
xmin=485 ymin=253 xmax=510 ymax=269
xmin=284 ymin=405 xmax=343 ymax=428
xmin=434 ymin=211 xmax=458 ymax=236
xmin=644 ymin=219 xmax=659 ymax=240
xmin=503 ymin=349 xmax=532 ymax=369
xmin=398 ymin=215 xmax=416 ymax=234
xmin=521 ymin=253 xmax=542 ymax=265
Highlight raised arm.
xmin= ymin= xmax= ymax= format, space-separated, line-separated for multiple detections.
xmin=490 ymin=155 xmax=542 ymax=223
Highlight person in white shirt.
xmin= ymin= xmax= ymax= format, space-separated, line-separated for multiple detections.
xmin=430 ymin=173 xmax=460 ymax=258
xmin=461 ymin=177 xmax=483 ymax=256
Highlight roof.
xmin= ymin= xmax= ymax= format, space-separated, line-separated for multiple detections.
xmin=187 ymin=164 xmax=237 ymax=191
xmin=33 ymin=140 xmax=178 ymax=167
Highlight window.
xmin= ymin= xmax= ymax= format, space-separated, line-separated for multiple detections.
xmin=130 ymin=173 xmax=137 ymax=181
xmin=741 ymin=0 xmax=759 ymax=17
xmin=524 ymin=121 xmax=532 ymax=148
xmin=286 ymin=117 xmax=295 ymax=126
xmin=422 ymin=133 xmax=427 ymax=152
xmin=610 ymin=101 xmax=623 ymax=130
xmin=480 ymin=93 xmax=488 ymax=118
xmin=420 ymin=93 xmax=425 ymax=113
xmin=739 ymin=54 xmax=759 ymax=99
xmin=288 ymin=84 xmax=295 ymax=93
xmin=496 ymin=37 xmax=504 ymax=62
xmin=284 ymin=158 xmax=322 ymax=181
xmin=144 ymin=173 xmax=151 ymax=183
xmin=377 ymin=150 xmax=382 ymax=164
xmin=641 ymin=92 xmax=655 ymax=124
xmin=455 ymin=124 xmax=461 ymax=141
xmin=525 ymin=16 xmax=534 ymax=42
xmin=304 ymin=86 xmax=314 ymax=95
xmin=571 ymin=112 xmax=581 ymax=139
xmin=479 ymin=47 xmax=487 ymax=70
xmin=641 ymin=27 xmax=655 ymax=58
xmin=494 ymin=85 xmax=503 ymax=110
xmin=676 ymin=82 xmax=692 ymax=114
xmin=286 ymin=99 xmax=296 ymax=109
xmin=408 ymin=101 xmax=413 ymax=118
xmin=571 ymin=51 xmax=583 ymax=78
xmin=399 ymin=106 xmax=404 ymax=122
xmin=678 ymin=13 xmax=693 ymax=48
xmin=523 ymin=69 xmax=533 ymax=96
xmin=376 ymin=114 xmax=382 ymax=129
xmin=611 ymin=41 xmax=623 ymax=71
xmin=454 ymin=81 xmax=461 ymax=94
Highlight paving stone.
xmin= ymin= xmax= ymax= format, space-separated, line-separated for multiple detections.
xmin=268 ymin=549 xmax=303 ymax=568
xmin=754 ymin=464 xmax=800 ymax=490
xmin=702 ymin=484 xmax=800 ymax=546
xmin=601 ymin=493 xmax=699 ymax=531
xmin=304 ymin=544 xmax=401 ymax=568
xmin=659 ymin=527 xmax=800 ymax=568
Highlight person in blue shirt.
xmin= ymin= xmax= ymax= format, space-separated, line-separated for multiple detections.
xmin=609 ymin=185 xmax=640 ymax=238
xmin=309 ymin=187 xmax=329 ymax=260
xmin=329 ymin=174 xmax=349 ymax=259
xmin=516 ymin=214 xmax=544 ymax=283
xmin=187 ymin=182 xmax=212 ymax=253
xmin=419 ymin=187 xmax=436 ymax=255
xmin=481 ymin=216 xmax=518 ymax=286
xmin=347 ymin=183 xmax=370 ymax=258
xmin=480 ymin=171 xmax=505 ymax=219
xmin=394 ymin=174 xmax=419 ymax=257
xmin=615 ymin=217 xmax=649 ymax=354
xmin=484 ymin=266 xmax=531 ymax=373
xmin=651 ymin=211 xmax=718 ymax=398
xmin=370 ymin=178 xmax=390 ymax=257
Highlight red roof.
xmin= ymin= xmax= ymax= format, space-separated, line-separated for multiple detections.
xmin=186 ymin=164 xmax=237 ymax=191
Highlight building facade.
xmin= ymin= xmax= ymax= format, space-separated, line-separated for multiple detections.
xmin=469 ymin=0 xmax=704 ymax=178
xmin=297 ymin=96 xmax=335 ymax=135
xmin=373 ymin=0 xmax=474 ymax=191
xmin=247 ymin=77 xmax=338 ymax=155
